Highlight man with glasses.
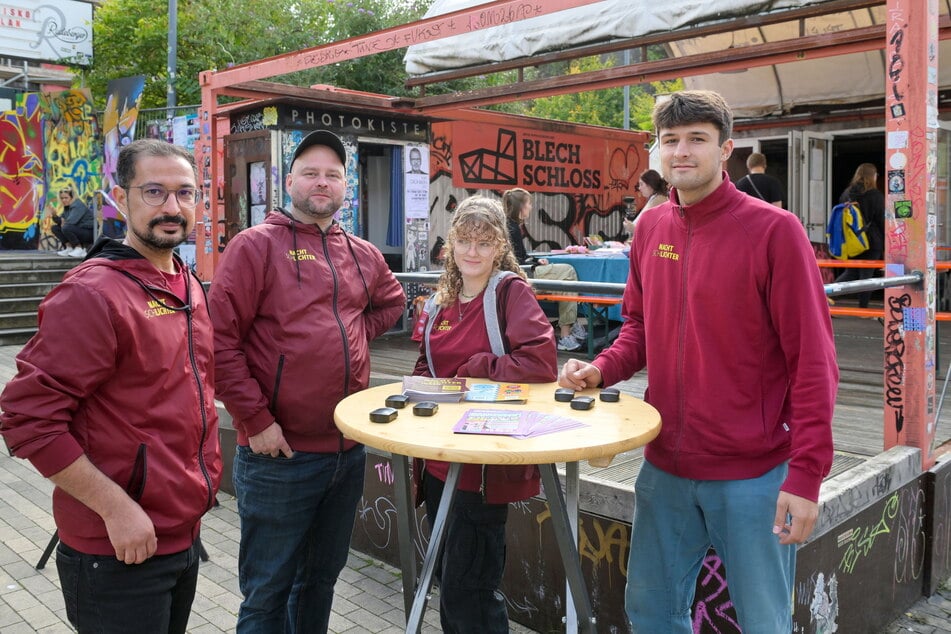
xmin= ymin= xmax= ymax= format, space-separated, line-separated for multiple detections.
xmin=52 ymin=187 xmax=95 ymax=257
xmin=1 ymin=139 xmax=221 ymax=634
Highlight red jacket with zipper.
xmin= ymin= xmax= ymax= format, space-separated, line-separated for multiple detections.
xmin=0 ymin=239 xmax=221 ymax=556
xmin=209 ymin=210 xmax=406 ymax=452
xmin=594 ymin=175 xmax=837 ymax=502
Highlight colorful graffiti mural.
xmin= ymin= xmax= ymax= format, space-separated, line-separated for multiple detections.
xmin=101 ymin=75 xmax=146 ymax=237
xmin=39 ymin=89 xmax=101 ymax=251
xmin=0 ymin=93 xmax=44 ymax=249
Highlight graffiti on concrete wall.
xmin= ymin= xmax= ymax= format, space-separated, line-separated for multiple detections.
xmin=101 ymin=75 xmax=145 ymax=237
xmin=0 ymin=93 xmax=44 ymax=249
xmin=39 ymin=88 xmax=101 ymax=251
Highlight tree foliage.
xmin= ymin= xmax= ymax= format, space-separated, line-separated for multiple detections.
xmin=78 ymin=0 xmax=428 ymax=108
xmin=525 ymin=54 xmax=684 ymax=133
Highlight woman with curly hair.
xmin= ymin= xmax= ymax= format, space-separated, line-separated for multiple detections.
xmin=411 ymin=195 xmax=557 ymax=632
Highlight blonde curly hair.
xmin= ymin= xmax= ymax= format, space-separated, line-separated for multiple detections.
xmin=436 ymin=196 xmax=526 ymax=307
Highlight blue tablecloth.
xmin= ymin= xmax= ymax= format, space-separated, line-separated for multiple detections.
xmin=544 ymin=253 xmax=629 ymax=321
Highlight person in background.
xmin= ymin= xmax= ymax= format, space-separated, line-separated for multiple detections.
xmin=52 ymin=187 xmax=95 ymax=257
xmin=558 ymin=90 xmax=837 ymax=632
xmin=412 ymin=196 xmax=557 ymax=633
xmin=832 ymin=162 xmax=885 ymax=309
xmin=503 ymin=187 xmax=586 ymax=351
xmin=0 ymin=139 xmax=221 ymax=634
xmin=209 ymin=129 xmax=405 ymax=633
xmin=636 ymin=169 xmax=669 ymax=214
xmin=736 ymin=152 xmax=785 ymax=208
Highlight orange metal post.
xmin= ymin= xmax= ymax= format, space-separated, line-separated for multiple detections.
xmin=883 ymin=0 xmax=938 ymax=468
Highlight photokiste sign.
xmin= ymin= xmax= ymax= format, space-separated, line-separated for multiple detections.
xmin=1 ymin=0 xmax=93 ymax=66
xmin=450 ymin=122 xmax=606 ymax=194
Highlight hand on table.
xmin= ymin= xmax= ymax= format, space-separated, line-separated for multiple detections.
xmin=773 ymin=491 xmax=818 ymax=545
xmin=249 ymin=421 xmax=294 ymax=458
xmin=558 ymin=359 xmax=602 ymax=390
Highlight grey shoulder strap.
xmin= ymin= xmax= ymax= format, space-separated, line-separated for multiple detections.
xmin=484 ymin=270 xmax=516 ymax=357
xmin=743 ymin=174 xmax=765 ymax=200
xmin=422 ymin=294 xmax=441 ymax=377
xmin=423 ymin=270 xmax=516 ymax=376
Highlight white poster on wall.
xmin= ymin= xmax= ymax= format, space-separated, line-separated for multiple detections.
xmin=404 ymin=144 xmax=429 ymax=220
xmin=1 ymin=1 xmax=94 ymax=65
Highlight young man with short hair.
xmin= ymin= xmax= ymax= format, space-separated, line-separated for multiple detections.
xmin=559 ymin=90 xmax=837 ymax=632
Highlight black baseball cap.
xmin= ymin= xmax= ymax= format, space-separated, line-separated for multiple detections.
xmin=291 ymin=130 xmax=347 ymax=168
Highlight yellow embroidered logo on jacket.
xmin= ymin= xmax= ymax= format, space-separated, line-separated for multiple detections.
xmin=652 ymin=243 xmax=680 ymax=261
xmin=436 ymin=318 xmax=452 ymax=332
xmin=286 ymin=248 xmax=316 ymax=262
xmin=144 ymin=299 xmax=176 ymax=319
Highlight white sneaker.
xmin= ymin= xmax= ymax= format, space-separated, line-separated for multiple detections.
xmin=68 ymin=246 xmax=86 ymax=258
xmin=557 ymin=336 xmax=582 ymax=352
xmin=569 ymin=322 xmax=587 ymax=341
xmin=56 ymin=248 xmax=71 ymax=256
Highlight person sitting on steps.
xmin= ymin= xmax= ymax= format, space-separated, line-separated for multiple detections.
xmin=52 ymin=187 xmax=95 ymax=258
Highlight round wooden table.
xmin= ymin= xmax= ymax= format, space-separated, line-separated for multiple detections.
xmin=335 ymin=380 xmax=661 ymax=634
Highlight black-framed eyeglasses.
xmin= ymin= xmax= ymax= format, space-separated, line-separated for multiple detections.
xmin=127 ymin=185 xmax=201 ymax=207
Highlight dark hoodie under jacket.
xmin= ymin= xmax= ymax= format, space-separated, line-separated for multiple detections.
xmin=0 ymin=237 xmax=222 ymax=556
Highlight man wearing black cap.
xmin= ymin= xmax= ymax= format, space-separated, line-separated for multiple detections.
xmin=209 ymin=130 xmax=405 ymax=633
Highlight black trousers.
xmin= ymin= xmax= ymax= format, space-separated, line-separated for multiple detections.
xmin=51 ymin=224 xmax=94 ymax=249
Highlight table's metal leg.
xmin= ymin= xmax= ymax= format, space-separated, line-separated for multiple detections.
xmin=540 ymin=463 xmax=596 ymax=634
xmin=586 ymin=303 xmax=595 ymax=360
xmin=406 ymin=462 xmax=461 ymax=634
xmin=390 ymin=454 xmax=416 ymax=620
xmin=565 ymin=461 xmax=580 ymax=634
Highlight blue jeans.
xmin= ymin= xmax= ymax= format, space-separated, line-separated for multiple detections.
xmin=423 ymin=471 xmax=509 ymax=634
xmin=233 ymin=444 xmax=366 ymax=634
xmin=626 ymin=460 xmax=795 ymax=633
xmin=56 ymin=539 xmax=201 ymax=634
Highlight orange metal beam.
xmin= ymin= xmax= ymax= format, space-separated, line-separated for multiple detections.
xmin=883 ymin=0 xmax=938 ymax=468
xmin=199 ymin=0 xmax=603 ymax=91
xmin=816 ymin=259 xmax=951 ymax=269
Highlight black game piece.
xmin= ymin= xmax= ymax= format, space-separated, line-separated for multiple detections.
xmin=554 ymin=388 xmax=575 ymax=402
xmin=599 ymin=388 xmax=620 ymax=402
xmin=369 ymin=407 xmax=398 ymax=423
xmin=570 ymin=396 xmax=595 ymax=410
xmin=413 ymin=401 xmax=439 ymax=416
xmin=385 ymin=394 xmax=410 ymax=409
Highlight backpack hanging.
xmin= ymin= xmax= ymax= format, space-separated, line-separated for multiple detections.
xmin=826 ymin=201 xmax=869 ymax=260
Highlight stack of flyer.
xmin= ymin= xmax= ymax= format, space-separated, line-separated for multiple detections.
xmin=402 ymin=376 xmax=469 ymax=402
xmin=464 ymin=382 xmax=530 ymax=403
xmin=452 ymin=409 xmax=587 ymax=439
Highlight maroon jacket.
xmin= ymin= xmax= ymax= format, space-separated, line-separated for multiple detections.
xmin=209 ymin=211 xmax=406 ymax=452
xmin=0 ymin=239 xmax=221 ymax=556
xmin=412 ymin=275 xmax=557 ymax=504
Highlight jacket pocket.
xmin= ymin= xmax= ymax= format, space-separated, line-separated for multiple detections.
xmin=124 ymin=443 xmax=147 ymax=502
xmin=271 ymin=354 xmax=286 ymax=417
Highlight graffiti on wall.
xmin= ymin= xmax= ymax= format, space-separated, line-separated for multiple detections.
xmin=39 ymin=89 xmax=101 ymax=251
xmin=101 ymin=75 xmax=146 ymax=236
xmin=426 ymin=122 xmax=638 ymax=264
xmin=0 ymin=93 xmax=44 ymax=249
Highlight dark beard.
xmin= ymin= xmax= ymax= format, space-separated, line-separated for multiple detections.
xmin=134 ymin=215 xmax=187 ymax=250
